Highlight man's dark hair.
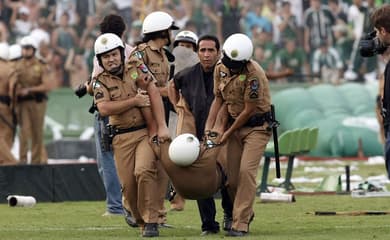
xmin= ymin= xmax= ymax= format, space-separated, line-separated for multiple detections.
xmin=99 ymin=14 xmax=126 ymax=37
xmin=371 ymin=4 xmax=390 ymax=33
xmin=196 ymin=34 xmax=220 ymax=51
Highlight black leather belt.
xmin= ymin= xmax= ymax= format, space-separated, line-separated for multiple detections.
xmin=113 ymin=124 xmax=147 ymax=135
xmin=17 ymin=93 xmax=48 ymax=102
xmin=0 ymin=95 xmax=10 ymax=106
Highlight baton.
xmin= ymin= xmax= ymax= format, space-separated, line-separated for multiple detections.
xmin=270 ymin=105 xmax=281 ymax=178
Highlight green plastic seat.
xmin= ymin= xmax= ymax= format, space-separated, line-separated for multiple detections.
xmin=289 ymin=128 xmax=302 ymax=154
xmin=299 ymin=127 xmax=311 ymax=153
xmin=308 ymin=127 xmax=319 ymax=151
xmin=264 ymin=129 xmax=294 ymax=157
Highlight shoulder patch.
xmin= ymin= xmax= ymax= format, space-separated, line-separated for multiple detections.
xmin=239 ymin=74 xmax=246 ymax=81
xmin=249 ymin=78 xmax=259 ymax=99
xmin=133 ymin=51 xmax=144 ymax=59
xmin=220 ymin=71 xmax=227 ymax=78
xmin=131 ymin=71 xmax=138 ymax=80
xmin=93 ymin=81 xmax=101 ymax=89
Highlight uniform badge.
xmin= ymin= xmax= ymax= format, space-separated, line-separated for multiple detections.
xmin=220 ymin=71 xmax=227 ymax=78
xmin=239 ymin=74 xmax=246 ymax=81
xmin=95 ymin=91 xmax=104 ymax=100
xmin=131 ymin=71 xmax=138 ymax=80
xmin=34 ymin=65 xmax=40 ymax=73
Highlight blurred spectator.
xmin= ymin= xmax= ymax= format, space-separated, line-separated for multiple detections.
xmin=81 ymin=33 xmax=95 ymax=74
xmin=216 ymin=0 xmax=243 ymax=41
xmin=24 ymin=0 xmax=42 ymax=23
xmin=112 ymin=0 xmax=132 ymax=31
xmin=10 ymin=5 xmax=36 ymax=42
xmin=51 ymin=11 xmax=78 ymax=60
xmin=191 ymin=1 xmax=215 ymax=37
xmin=0 ymin=0 xmax=12 ymax=25
xmin=332 ymin=23 xmax=353 ymax=71
xmin=276 ymin=37 xmax=309 ymax=82
xmin=127 ymin=19 xmax=141 ymax=46
xmin=274 ymin=0 xmax=299 ymax=46
xmin=244 ymin=1 xmax=272 ymax=37
xmin=65 ymin=48 xmax=88 ymax=89
xmin=76 ymin=0 xmax=95 ymax=28
xmin=253 ymin=45 xmax=275 ymax=74
xmin=95 ymin=0 xmax=116 ymax=20
xmin=303 ymin=0 xmax=336 ymax=58
xmin=311 ymin=40 xmax=344 ymax=84
xmin=328 ymin=0 xmax=347 ymax=24
xmin=252 ymin=30 xmax=277 ymax=61
xmin=0 ymin=18 xmax=8 ymax=42
xmin=261 ymin=0 xmax=277 ymax=23
xmin=55 ymin=0 xmax=77 ymax=25
xmin=183 ymin=20 xmax=198 ymax=36
xmin=79 ymin=15 xmax=99 ymax=50
xmin=346 ymin=0 xmax=377 ymax=82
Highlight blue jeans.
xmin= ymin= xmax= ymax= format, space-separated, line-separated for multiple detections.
xmin=385 ymin=130 xmax=390 ymax=179
xmin=94 ymin=113 xmax=123 ymax=214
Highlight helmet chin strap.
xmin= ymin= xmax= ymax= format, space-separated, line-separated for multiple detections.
xmin=109 ymin=64 xmax=124 ymax=77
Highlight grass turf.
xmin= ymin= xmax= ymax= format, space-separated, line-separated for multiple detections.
xmin=0 ymin=195 xmax=390 ymax=240
xmin=1 ymin=159 xmax=389 ymax=239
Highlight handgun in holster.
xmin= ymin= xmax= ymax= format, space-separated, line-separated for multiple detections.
xmin=100 ymin=122 xmax=114 ymax=152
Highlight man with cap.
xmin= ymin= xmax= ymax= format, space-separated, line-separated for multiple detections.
xmin=0 ymin=43 xmax=18 ymax=165
xmin=92 ymin=32 xmax=169 ymax=237
xmin=15 ymin=36 xmax=51 ymax=164
xmin=205 ymin=33 xmax=272 ymax=237
xmin=168 ymin=33 xmax=234 ymax=235
xmin=129 ymin=10 xmax=179 ymax=227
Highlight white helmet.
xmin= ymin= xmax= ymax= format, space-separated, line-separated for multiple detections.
xmin=173 ymin=30 xmax=198 ymax=48
xmin=20 ymin=35 xmax=38 ymax=49
xmin=0 ymin=42 xmax=9 ymax=60
xmin=142 ymin=11 xmax=179 ymax=34
xmin=9 ymin=44 xmax=22 ymax=60
xmin=168 ymin=133 xmax=200 ymax=167
xmin=223 ymin=33 xmax=253 ymax=61
xmin=94 ymin=33 xmax=124 ymax=56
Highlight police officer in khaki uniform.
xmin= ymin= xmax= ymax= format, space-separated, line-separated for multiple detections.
xmin=205 ymin=33 xmax=272 ymax=237
xmin=129 ymin=11 xmax=179 ymax=227
xmin=93 ymin=33 xmax=169 ymax=237
xmin=0 ymin=43 xmax=18 ymax=165
xmin=16 ymin=36 xmax=50 ymax=164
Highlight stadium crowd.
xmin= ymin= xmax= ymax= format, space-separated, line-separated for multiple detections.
xmin=0 ymin=0 xmax=387 ymax=88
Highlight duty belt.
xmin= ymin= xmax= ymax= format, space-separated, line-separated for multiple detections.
xmin=113 ymin=124 xmax=147 ymax=135
xmin=229 ymin=112 xmax=272 ymax=127
xmin=17 ymin=93 xmax=48 ymax=102
xmin=0 ymin=95 xmax=10 ymax=106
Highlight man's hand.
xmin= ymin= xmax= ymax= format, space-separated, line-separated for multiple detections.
xmin=135 ymin=89 xmax=150 ymax=107
xmin=157 ymin=126 xmax=170 ymax=143
xmin=137 ymin=73 xmax=153 ymax=90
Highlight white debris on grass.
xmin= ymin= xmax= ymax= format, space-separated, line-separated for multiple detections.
xmin=304 ymin=165 xmax=359 ymax=173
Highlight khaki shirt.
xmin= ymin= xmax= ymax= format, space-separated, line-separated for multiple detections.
xmin=0 ymin=60 xmax=16 ymax=97
xmin=129 ymin=43 xmax=169 ymax=87
xmin=214 ymin=60 xmax=271 ymax=118
xmin=15 ymin=58 xmax=48 ymax=88
xmin=93 ymin=62 xmax=147 ymax=129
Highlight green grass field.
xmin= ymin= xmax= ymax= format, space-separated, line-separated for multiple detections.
xmin=1 ymin=159 xmax=389 ymax=239
xmin=1 ymin=196 xmax=390 ymax=240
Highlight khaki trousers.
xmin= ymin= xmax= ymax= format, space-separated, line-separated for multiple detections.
xmin=0 ymin=105 xmax=17 ymax=165
xmin=112 ymin=128 xmax=159 ymax=224
xmin=18 ymin=100 xmax=46 ymax=164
